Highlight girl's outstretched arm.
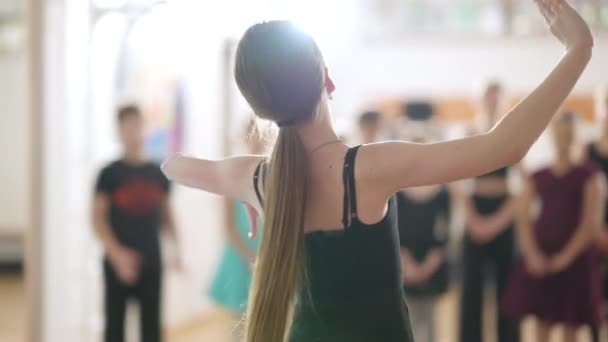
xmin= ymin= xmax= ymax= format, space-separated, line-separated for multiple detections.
xmin=363 ymin=0 xmax=593 ymax=195
xmin=161 ymin=153 xmax=265 ymax=209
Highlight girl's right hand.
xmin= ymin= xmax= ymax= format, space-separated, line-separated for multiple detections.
xmin=537 ymin=0 xmax=593 ymax=51
xmin=110 ymin=246 xmax=141 ymax=285
xmin=403 ymin=261 xmax=426 ymax=285
xmin=524 ymin=250 xmax=549 ymax=277
xmin=597 ymin=228 xmax=608 ymax=252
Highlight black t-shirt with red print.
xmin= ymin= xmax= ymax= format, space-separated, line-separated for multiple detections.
xmin=95 ymin=160 xmax=170 ymax=269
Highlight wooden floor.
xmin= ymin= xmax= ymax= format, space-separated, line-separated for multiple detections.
xmin=0 ymin=273 xmax=26 ymax=342
xmin=167 ymin=310 xmax=237 ymax=342
xmin=0 ymin=273 xmax=600 ymax=342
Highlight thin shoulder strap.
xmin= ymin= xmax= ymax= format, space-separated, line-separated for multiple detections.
xmin=342 ymin=145 xmax=362 ymax=229
xmin=253 ymin=160 xmax=266 ymax=207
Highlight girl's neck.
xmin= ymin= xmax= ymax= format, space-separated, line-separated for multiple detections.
xmin=297 ymin=105 xmax=341 ymax=153
xmin=553 ymin=154 xmax=573 ymax=174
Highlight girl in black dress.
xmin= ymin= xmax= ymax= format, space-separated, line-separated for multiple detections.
xmin=162 ymin=4 xmax=593 ymax=341
xmin=398 ymin=185 xmax=451 ymax=342
xmin=460 ymin=82 xmax=520 ymax=342
xmin=397 ymin=112 xmax=455 ymax=342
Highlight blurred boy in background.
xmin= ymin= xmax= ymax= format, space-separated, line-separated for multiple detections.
xmin=92 ymin=104 xmax=179 ymax=342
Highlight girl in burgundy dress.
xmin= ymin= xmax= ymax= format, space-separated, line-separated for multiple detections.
xmin=502 ymin=111 xmax=605 ymax=342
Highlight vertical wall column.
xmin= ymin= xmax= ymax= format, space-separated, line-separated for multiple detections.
xmin=25 ymin=0 xmax=43 ymax=341
xmin=26 ymin=0 xmax=94 ymax=340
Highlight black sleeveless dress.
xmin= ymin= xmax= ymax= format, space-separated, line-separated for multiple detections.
xmin=253 ymin=146 xmax=415 ymax=342
xmin=396 ymin=187 xmax=451 ymax=296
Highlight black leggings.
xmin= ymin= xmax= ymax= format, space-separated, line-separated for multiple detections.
xmin=459 ymin=227 xmax=519 ymax=342
xmin=104 ymin=262 xmax=162 ymax=342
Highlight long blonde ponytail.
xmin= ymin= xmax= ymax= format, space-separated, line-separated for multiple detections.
xmin=245 ymin=127 xmax=308 ymax=341
xmin=233 ymin=20 xmax=326 ymax=342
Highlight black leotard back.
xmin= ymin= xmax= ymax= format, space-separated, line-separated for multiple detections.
xmin=254 ymin=146 xmax=414 ymax=342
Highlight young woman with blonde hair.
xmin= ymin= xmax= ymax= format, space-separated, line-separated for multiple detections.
xmin=163 ymin=2 xmax=594 ymax=340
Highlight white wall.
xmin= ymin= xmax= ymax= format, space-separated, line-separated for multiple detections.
xmin=42 ymin=0 xmax=94 ymax=340
xmin=0 ymin=1 xmax=28 ymax=235
xmin=327 ymin=35 xmax=608 ymax=122
xmin=160 ymin=29 xmax=228 ymax=326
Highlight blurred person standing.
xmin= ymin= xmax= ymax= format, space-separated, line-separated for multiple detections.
xmin=209 ymin=119 xmax=266 ymax=341
xmin=460 ymin=82 xmax=520 ymax=342
xmin=397 ymin=105 xmax=455 ymax=342
xmin=358 ymin=110 xmax=383 ymax=144
xmin=585 ymin=85 xmax=608 ymax=341
xmin=502 ymin=111 xmax=605 ymax=342
xmin=92 ymin=105 xmax=178 ymax=342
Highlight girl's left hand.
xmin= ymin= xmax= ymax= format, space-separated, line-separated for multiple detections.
xmin=403 ymin=264 xmax=426 ymax=285
xmin=524 ymin=250 xmax=549 ymax=277
xmin=597 ymin=228 xmax=608 ymax=252
xmin=548 ymin=252 xmax=571 ymax=273
xmin=468 ymin=218 xmax=498 ymax=244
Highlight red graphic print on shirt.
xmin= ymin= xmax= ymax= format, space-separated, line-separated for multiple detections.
xmin=112 ymin=177 xmax=166 ymax=216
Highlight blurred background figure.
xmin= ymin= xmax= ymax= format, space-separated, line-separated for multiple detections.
xmin=357 ymin=110 xmax=383 ymax=144
xmin=460 ymin=81 xmax=520 ymax=342
xmin=502 ymin=111 xmax=605 ymax=342
xmin=586 ymin=85 xmax=608 ymax=342
xmin=208 ymin=119 xmax=265 ymax=341
xmin=397 ymin=103 xmax=454 ymax=342
xmin=91 ymin=105 xmax=179 ymax=342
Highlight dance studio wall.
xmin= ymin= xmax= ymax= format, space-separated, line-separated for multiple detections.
xmin=0 ymin=52 xmax=28 ymax=236
xmin=326 ymin=35 xmax=608 ymax=128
